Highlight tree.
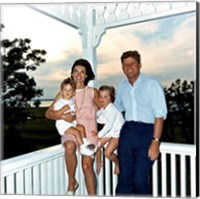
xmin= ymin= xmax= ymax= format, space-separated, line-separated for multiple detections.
xmin=1 ymin=31 xmax=46 ymax=127
xmin=163 ymin=79 xmax=194 ymax=144
xmin=33 ymin=99 xmax=41 ymax=108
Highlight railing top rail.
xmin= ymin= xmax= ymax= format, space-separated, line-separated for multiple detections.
xmin=1 ymin=144 xmax=64 ymax=176
xmin=160 ymin=142 xmax=196 ymax=156
xmin=1 ymin=142 xmax=196 ymax=177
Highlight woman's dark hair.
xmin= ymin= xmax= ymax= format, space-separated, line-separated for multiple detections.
xmin=71 ymin=58 xmax=95 ymax=85
xmin=99 ymin=85 xmax=115 ymax=102
xmin=120 ymin=50 xmax=141 ymax=64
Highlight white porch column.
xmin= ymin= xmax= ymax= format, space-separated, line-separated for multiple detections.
xmin=78 ymin=7 xmax=96 ymax=87
xmin=83 ymin=47 xmax=96 ymax=87
xmin=79 ymin=6 xmax=105 ymax=87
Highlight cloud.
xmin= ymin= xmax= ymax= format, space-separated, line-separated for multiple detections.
xmin=1 ymin=4 xmax=196 ymax=99
xmin=2 ymin=5 xmax=82 ymax=63
xmin=95 ymin=12 xmax=195 ymax=91
xmin=97 ymin=24 xmax=144 ymax=77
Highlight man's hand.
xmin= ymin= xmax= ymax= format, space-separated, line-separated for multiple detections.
xmin=148 ymin=141 xmax=160 ymax=161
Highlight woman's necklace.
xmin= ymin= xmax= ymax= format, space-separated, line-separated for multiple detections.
xmin=75 ymin=87 xmax=86 ymax=117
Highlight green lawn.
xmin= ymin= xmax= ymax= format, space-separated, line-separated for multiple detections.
xmin=3 ymin=107 xmax=61 ymax=159
xmin=3 ymin=107 xmax=194 ymax=159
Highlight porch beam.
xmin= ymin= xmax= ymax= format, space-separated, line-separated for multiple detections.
xmin=93 ymin=2 xmax=196 ymax=29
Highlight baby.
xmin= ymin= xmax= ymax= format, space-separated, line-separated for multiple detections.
xmin=54 ymin=77 xmax=95 ymax=156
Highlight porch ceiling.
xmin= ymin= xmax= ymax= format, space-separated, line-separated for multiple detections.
xmin=28 ymin=2 xmax=196 ymax=30
xmin=27 ymin=2 xmax=196 ymax=67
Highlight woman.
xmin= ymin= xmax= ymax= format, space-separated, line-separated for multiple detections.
xmin=45 ymin=59 xmax=100 ymax=195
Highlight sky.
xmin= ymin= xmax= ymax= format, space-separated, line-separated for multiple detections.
xmin=0 ymin=2 xmax=196 ymax=99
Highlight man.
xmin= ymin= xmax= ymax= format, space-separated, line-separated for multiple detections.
xmin=115 ymin=50 xmax=167 ymax=195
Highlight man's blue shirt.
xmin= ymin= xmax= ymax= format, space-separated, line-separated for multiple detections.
xmin=115 ymin=73 xmax=167 ymax=124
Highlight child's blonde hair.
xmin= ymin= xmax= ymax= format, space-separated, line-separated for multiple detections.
xmin=60 ymin=77 xmax=76 ymax=91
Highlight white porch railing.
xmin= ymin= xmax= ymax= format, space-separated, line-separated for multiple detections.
xmin=0 ymin=142 xmax=196 ymax=197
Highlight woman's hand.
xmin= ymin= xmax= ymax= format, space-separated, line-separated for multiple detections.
xmin=62 ymin=104 xmax=70 ymax=112
xmin=55 ymin=105 xmax=70 ymax=118
xmin=61 ymin=112 xmax=76 ymax=122
xmin=91 ymin=131 xmax=99 ymax=140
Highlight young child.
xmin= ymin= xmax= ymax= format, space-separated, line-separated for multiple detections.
xmin=54 ymin=77 xmax=95 ymax=156
xmin=94 ymin=85 xmax=125 ymax=175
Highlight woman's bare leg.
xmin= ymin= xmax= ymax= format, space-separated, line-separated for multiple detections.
xmin=82 ymin=155 xmax=96 ymax=195
xmin=65 ymin=127 xmax=83 ymax=148
xmin=64 ymin=140 xmax=78 ymax=191
xmin=66 ymin=127 xmax=96 ymax=157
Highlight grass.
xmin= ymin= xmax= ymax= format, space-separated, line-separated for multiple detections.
xmin=3 ymin=107 xmax=61 ymax=159
xmin=3 ymin=107 xmax=194 ymax=159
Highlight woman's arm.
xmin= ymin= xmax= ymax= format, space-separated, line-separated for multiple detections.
xmin=93 ymin=88 xmax=101 ymax=109
xmin=45 ymin=92 xmax=62 ymax=120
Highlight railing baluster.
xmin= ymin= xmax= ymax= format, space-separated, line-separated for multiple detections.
xmin=161 ymin=152 xmax=167 ymax=197
xmin=112 ymin=159 xmax=118 ymax=196
xmin=40 ymin=163 xmax=47 ymax=195
xmin=171 ymin=154 xmax=176 ymax=197
xmin=16 ymin=171 xmax=24 ymax=194
xmin=76 ymin=151 xmax=86 ymax=195
xmin=47 ymin=160 xmax=53 ymax=195
xmin=152 ymin=159 xmax=158 ymax=196
xmin=6 ymin=174 xmax=15 ymax=194
xmin=33 ymin=165 xmax=40 ymax=194
xmin=59 ymin=156 xmax=65 ymax=195
xmin=190 ymin=155 xmax=196 ymax=197
xmin=53 ymin=158 xmax=59 ymax=195
xmin=1 ymin=174 xmax=5 ymax=194
xmin=105 ymin=157 xmax=111 ymax=196
xmin=180 ymin=155 xmax=186 ymax=197
xmin=24 ymin=167 xmax=32 ymax=194
xmin=75 ymin=151 xmax=82 ymax=195
xmin=97 ymin=172 xmax=104 ymax=196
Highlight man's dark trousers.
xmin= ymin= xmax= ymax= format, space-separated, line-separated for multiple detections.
xmin=116 ymin=121 xmax=155 ymax=195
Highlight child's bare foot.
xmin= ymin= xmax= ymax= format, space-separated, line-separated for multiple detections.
xmin=96 ymin=161 xmax=104 ymax=175
xmin=114 ymin=163 xmax=120 ymax=175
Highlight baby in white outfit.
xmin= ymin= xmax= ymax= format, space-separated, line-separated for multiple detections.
xmin=54 ymin=77 xmax=95 ymax=156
